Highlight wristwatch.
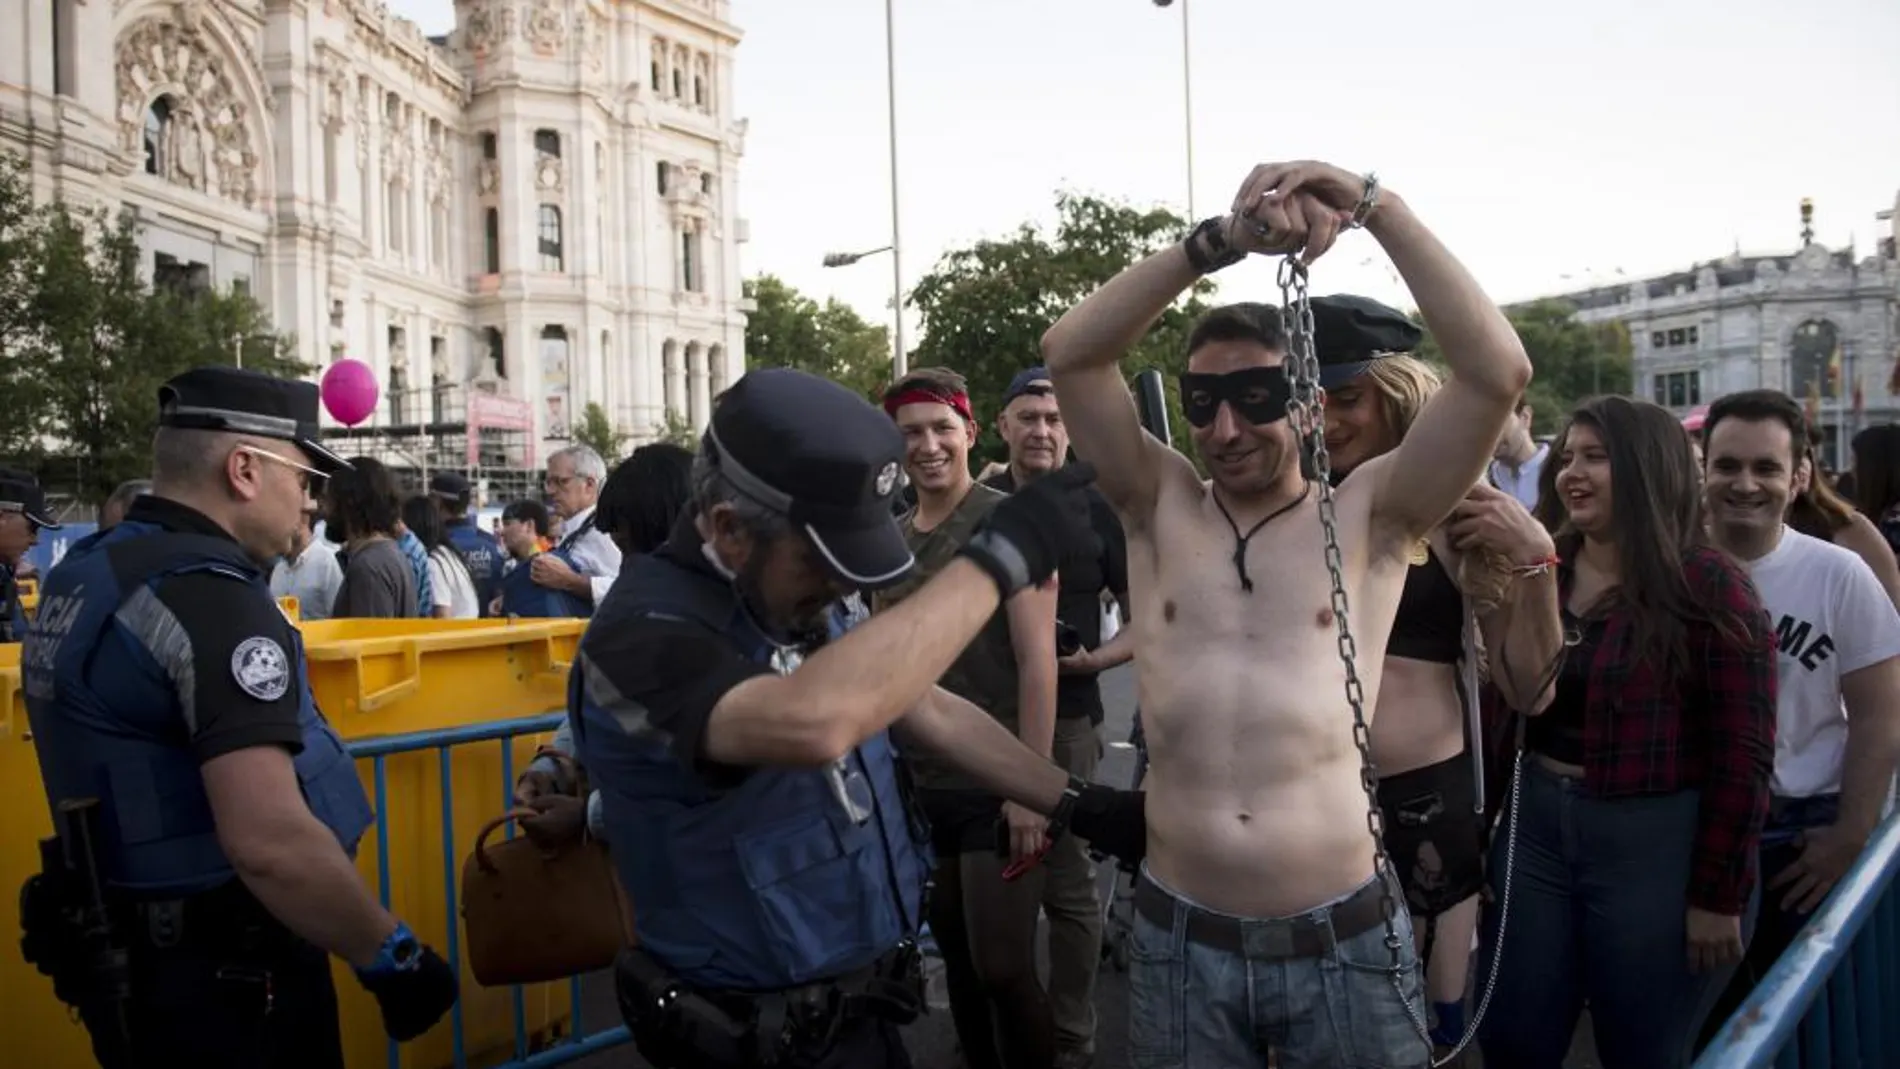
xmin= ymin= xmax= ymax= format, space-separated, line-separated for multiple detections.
xmin=1046 ymin=774 xmax=1088 ymax=840
xmin=360 ymin=921 xmax=422 ymax=978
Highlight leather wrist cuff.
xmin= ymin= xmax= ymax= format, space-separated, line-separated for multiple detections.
xmin=957 ymin=529 xmax=1032 ymax=600
xmin=1182 ymin=216 xmax=1245 ymax=274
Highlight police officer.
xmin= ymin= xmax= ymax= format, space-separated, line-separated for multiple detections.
xmin=429 ymin=471 xmax=503 ymax=615
xmin=571 ymin=368 xmax=1148 ymax=1069
xmin=20 ymin=367 xmax=459 ymax=1069
xmin=0 ymin=468 xmax=58 ymax=641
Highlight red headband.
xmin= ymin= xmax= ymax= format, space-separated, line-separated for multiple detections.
xmin=883 ymin=388 xmax=975 ymax=425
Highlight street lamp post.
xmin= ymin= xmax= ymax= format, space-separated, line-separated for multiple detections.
xmin=1154 ymin=0 xmax=1194 ymax=219
xmin=882 ymin=0 xmax=908 ymax=377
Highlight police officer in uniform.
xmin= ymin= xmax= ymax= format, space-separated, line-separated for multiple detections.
xmin=19 ymin=367 xmax=459 ymax=1069
xmin=0 ymin=468 xmax=59 ymax=641
xmin=430 ymin=471 xmax=503 ymax=615
xmin=572 ymin=368 xmax=1148 ymax=1069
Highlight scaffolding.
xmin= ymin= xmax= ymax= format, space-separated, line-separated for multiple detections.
xmin=319 ymin=383 xmax=541 ymax=506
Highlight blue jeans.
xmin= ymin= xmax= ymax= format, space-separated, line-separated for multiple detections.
xmin=1477 ymin=759 xmax=1756 ymax=1069
xmin=1126 ymin=865 xmax=1430 ymax=1069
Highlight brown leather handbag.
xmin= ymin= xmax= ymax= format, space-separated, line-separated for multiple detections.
xmin=459 ymin=800 xmax=635 ymax=987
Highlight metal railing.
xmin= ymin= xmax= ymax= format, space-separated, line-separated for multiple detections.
xmin=1694 ymin=808 xmax=1900 ymax=1068
xmin=347 ymin=712 xmax=631 ymax=1069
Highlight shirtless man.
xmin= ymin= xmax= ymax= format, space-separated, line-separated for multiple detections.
xmin=1042 ymin=160 xmax=1532 ymax=1067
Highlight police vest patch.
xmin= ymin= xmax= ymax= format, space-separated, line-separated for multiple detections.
xmin=231 ymin=636 xmax=291 ymax=701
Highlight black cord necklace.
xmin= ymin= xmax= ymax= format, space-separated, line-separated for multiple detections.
xmin=1212 ymin=481 xmax=1313 ymax=594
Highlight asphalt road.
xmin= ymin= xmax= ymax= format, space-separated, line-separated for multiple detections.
xmin=570 ymin=663 xmax=1604 ymax=1069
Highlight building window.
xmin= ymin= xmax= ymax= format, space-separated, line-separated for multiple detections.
xmin=1652 ymin=331 xmax=1665 ymax=349
xmin=485 ymin=326 xmax=506 ymax=378
xmin=386 ymin=184 xmax=404 ymax=253
xmin=534 ymin=128 xmax=561 ymax=159
xmin=538 ymin=205 xmax=564 ymax=271
xmin=143 ymin=96 xmax=174 ymax=175
xmin=483 ymin=208 xmax=500 ymax=273
xmin=385 ymin=92 xmax=399 ymax=123
xmin=672 ymin=66 xmax=684 ymax=98
xmin=1651 ymin=370 xmax=1701 ymax=408
xmin=231 ymin=277 xmax=250 ymax=298
xmin=681 ymin=226 xmax=703 ymax=292
xmin=700 ymin=171 xmax=714 ymax=196
xmin=693 ymin=72 xmax=705 ymax=107
xmin=650 ymin=38 xmax=666 ymax=92
xmin=656 ymin=162 xmax=670 ymax=195
xmin=153 ymin=252 xmax=209 ymax=295
xmin=481 ymin=132 xmax=498 ymax=160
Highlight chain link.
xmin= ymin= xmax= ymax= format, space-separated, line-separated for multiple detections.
xmin=1277 ymin=257 xmax=1434 ymax=1054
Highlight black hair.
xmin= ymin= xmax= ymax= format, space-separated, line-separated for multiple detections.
xmin=596 ymin=443 xmax=695 ymax=555
xmin=1705 ymin=388 xmax=1852 ymax=538
xmin=1186 ymin=303 xmax=1288 ymax=359
xmin=502 ymin=498 xmax=550 ymax=537
xmin=323 ymin=456 xmax=400 ymax=542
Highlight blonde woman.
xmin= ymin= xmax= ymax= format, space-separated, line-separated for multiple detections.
xmin=1321 ymin=343 xmax=1563 ymax=1057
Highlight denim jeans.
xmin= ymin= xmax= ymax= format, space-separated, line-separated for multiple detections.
xmin=1126 ymin=865 xmax=1430 ymax=1069
xmin=1477 ymin=759 xmax=1756 ymax=1069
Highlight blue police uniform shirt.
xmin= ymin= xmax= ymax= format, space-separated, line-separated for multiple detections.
xmin=443 ymin=518 xmax=503 ymax=616
xmin=570 ymin=513 xmax=929 ymax=991
xmin=22 ymin=496 xmax=372 ymax=895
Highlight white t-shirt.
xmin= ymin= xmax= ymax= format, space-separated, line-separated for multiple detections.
xmin=428 ymin=545 xmax=481 ymax=619
xmin=1745 ymin=527 xmax=1900 ymax=798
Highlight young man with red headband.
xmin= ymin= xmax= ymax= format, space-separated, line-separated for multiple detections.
xmin=874 ymin=366 xmax=1062 ymax=1069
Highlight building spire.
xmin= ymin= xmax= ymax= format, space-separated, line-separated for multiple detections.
xmin=1800 ymin=197 xmax=1815 ymax=248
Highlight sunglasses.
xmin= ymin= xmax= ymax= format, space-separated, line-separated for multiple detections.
xmin=238 ymin=445 xmax=327 ymax=493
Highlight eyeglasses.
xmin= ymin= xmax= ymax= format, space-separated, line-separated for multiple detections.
xmin=238 ymin=445 xmax=326 ymax=493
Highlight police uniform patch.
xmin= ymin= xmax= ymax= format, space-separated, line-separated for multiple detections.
xmin=875 ymin=461 xmax=899 ymax=497
xmin=231 ymin=636 xmax=291 ymax=702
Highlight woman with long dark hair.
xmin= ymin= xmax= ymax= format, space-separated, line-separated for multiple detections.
xmin=1850 ymin=424 xmax=1900 ymax=556
xmin=401 ymin=494 xmax=478 ymax=618
xmin=322 ymin=456 xmax=418 ymax=619
xmin=1480 ymin=396 xmax=1777 ymax=1068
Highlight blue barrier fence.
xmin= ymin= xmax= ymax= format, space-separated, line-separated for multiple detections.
xmin=1694 ymin=807 xmax=1900 ymax=1068
xmin=346 ymin=712 xmax=631 ymax=1069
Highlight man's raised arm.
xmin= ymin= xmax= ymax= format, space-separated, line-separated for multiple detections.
xmin=1041 ymin=240 xmax=1211 ymax=522
xmin=1244 ymin=164 xmax=1531 ymax=540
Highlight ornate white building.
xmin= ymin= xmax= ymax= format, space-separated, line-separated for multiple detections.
xmin=1542 ymin=195 xmax=1900 ymax=469
xmin=0 ymin=0 xmax=747 ymax=491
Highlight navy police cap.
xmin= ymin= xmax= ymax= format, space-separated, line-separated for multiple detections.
xmin=157 ymin=366 xmax=352 ymax=474
xmin=705 ymin=367 xmax=915 ymax=590
xmin=0 ymin=468 xmax=59 ymax=529
xmin=1312 ymin=295 xmax=1425 ymax=389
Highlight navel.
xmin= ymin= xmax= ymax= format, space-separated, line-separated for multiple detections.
xmin=1163 ymin=600 xmax=1177 ymax=624
xmin=1236 ymin=812 xmax=1252 ymax=824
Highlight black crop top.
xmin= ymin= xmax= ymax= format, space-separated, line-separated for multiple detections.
xmin=1387 ymin=545 xmax=1464 ymax=664
xmin=1525 ymin=608 xmax=1607 ymax=765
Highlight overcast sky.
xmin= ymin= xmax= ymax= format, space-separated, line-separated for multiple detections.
xmin=391 ymin=0 xmax=1900 ymax=338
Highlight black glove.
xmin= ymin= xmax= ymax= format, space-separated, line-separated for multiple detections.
xmin=1067 ymin=785 xmax=1147 ymax=869
xmin=957 ymin=462 xmax=1104 ymax=598
xmin=359 ymin=944 xmax=459 ymax=1042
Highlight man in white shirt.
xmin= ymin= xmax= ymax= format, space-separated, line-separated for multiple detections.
xmin=1488 ymin=397 xmax=1547 ymax=509
xmin=270 ymin=510 xmax=344 ymax=622
xmin=1701 ymin=389 xmax=1900 ymax=1021
xmin=529 ymin=445 xmax=622 ymax=605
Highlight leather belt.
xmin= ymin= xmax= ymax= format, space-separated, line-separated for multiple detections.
xmin=1133 ymin=870 xmax=1396 ymax=960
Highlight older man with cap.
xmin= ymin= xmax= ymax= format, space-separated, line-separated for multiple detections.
xmin=983 ymin=364 xmax=1130 ymax=1068
xmin=571 ymin=367 xmax=1147 ymax=1069
xmin=1040 ymin=159 xmax=1534 ymax=1068
xmin=0 ymin=468 xmax=60 ymax=642
xmin=18 ymin=366 xmax=458 ymax=1069
xmin=1314 ymin=294 xmax=1564 ymax=1055
xmin=429 ymin=471 xmax=504 ymax=616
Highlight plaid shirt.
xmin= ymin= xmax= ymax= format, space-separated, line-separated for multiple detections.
xmin=1485 ymin=544 xmax=1777 ymax=915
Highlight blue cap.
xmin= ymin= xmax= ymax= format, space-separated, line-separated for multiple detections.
xmin=1002 ymin=366 xmax=1053 ymax=408
xmin=705 ymin=368 xmax=914 ymax=589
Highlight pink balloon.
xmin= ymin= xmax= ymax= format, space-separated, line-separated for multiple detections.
xmin=320 ymin=359 xmax=380 ymax=427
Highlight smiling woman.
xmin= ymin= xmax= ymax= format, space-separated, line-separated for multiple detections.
xmin=1479 ymin=394 xmax=1778 ymax=1068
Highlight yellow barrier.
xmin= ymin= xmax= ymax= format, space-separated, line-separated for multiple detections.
xmin=0 ymin=616 xmax=588 ymax=1069
xmin=16 ymin=577 xmax=37 ymax=619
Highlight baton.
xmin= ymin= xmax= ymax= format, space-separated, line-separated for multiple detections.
xmin=57 ymin=799 xmax=137 ymax=1067
xmin=1133 ymin=369 xmax=1171 ymax=444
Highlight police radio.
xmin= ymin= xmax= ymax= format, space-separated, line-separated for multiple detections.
xmin=1133 ymin=369 xmax=1171 ymax=445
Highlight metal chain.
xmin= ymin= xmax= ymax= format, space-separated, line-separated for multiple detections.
xmin=1276 ymin=257 xmax=1434 ymax=1053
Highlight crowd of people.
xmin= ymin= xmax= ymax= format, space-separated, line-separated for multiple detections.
xmin=9 ymin=157 xmax=1900 ymax=1069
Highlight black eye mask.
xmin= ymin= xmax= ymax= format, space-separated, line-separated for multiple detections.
xmin=1178 ymin=367 xmax=1291 ymax=428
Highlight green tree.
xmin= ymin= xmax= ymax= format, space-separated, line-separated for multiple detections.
xmin=572 ymin=400 xmax=631 ymax=463
xmin=744 ymin=274 xmax=891 ymax=400
xmin=654 ymin=409 xmax=699 ymax=450
xmin=1413 ymin=299 xmax=1633 ymax=438
xmin=0 ymin=151 xmax=306 ymax=504
xmin=905 ymin=192 xmax=1214 ymax=463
